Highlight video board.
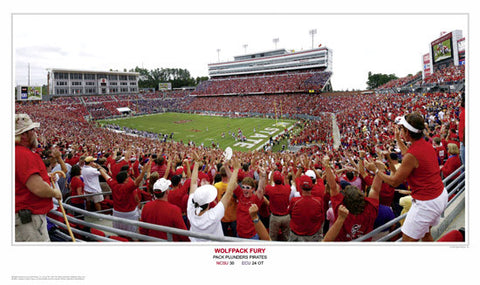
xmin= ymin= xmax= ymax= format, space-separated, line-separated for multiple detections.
xmin=158 ymin=82 xmax=172 ymax=91
xmin=431 ymin=32 xmax=453 ymax=64
xmin=17 ymin=86 xmax=42 ymax=101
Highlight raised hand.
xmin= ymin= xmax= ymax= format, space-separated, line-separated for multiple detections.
xmin=338 ymin=205 xmax=349 ymax=220
xmin=374 ymin=160 xmax=387 ymax=172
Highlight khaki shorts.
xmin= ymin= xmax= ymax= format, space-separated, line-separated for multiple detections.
xmin=288 ymin=228 xmax=323 ymax=242
xmin=269 ymin=214 xmax=291 ymax=241
xmin=15 ymin=213 xmax=50 ymax=242
xmin=85 ymin=191 xmax=104 ymax=204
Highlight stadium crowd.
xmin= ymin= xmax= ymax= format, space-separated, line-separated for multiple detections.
xmin=376 ymin=65 xmax=464 ymax=91
xmin=15 ymin=71 xmax=465 ymax=242
xmin=422 ymin=65 xmax=465 ymax=85
xmin=377 ymin=73 xmax=422 ymax=90
xmin=191 ymin=71 xmax=331 ymax=96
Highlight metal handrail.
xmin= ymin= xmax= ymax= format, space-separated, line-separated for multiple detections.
xmin=50 ymin=202 xmax=251 ymax=242
xmin=48 ymin=208 xmax=164 ymax=242
xmin=55 ymin=228 xmax=83 ymax=242
xmin=353 ymin=213 xmax=408 ymax=242
xmin=64 ymin=191 xmax=112 ymax=205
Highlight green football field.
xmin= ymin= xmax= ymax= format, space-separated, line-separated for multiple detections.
xmin=98 ymin=112 xmax=296 ymax=152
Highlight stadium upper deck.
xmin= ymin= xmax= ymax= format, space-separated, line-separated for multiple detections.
xmin=191 ymin=47 xmax=333 ymax=96
xmin=208 ymin=47 xmax=332 ymax=78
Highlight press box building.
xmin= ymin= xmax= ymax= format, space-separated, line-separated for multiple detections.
xmin=47 ymin=68 xmax=140 ymax=96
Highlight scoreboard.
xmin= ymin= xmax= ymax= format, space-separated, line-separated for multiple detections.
xmin=159 ymin=82 xmax=172 ymax=91
xmin=16 ymin=86 xmax=42 ymax=101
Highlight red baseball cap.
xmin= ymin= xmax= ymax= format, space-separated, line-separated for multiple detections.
xmin=273 ymin=171 xmax=283 ymax=184
xmin=174 ymin=167 xmax=184 ymax=176
xmin=299 ymin=175 xmax=313 ymax=190
xmin=198 ymin=172 xmax=209 ymax=183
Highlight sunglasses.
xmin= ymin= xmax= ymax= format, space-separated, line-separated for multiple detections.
xmin=241 ymin=185 xmax=253 ymax=190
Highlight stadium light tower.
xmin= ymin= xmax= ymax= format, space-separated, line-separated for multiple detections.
xmin=216 ymin=49 xmax=221 ymax=62
xmin=243 ymin=44 xmax=248 ymax=54
xmin=309 ymin=29 xmax=317 ymax=49
xmin=273 ymin=38 xmax=279 ymax=49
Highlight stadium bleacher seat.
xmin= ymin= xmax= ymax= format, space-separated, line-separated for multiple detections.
xmin=437 ymin=228 xmax=465 ymax=242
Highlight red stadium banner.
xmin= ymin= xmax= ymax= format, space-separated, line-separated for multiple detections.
xmin=423 ymin=53 xmax=431 ymax=77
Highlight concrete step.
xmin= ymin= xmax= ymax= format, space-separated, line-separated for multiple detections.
xmin=432 ymin=191 xmax=465 ymax=241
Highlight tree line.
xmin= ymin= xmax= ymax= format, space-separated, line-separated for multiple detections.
xmin=129 ymin=67 xmax=209 ymax=90
xmin=366 ymin=71 xmax=398 ymax=90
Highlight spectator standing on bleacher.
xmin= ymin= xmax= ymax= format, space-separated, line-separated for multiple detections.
xmin=97 ymin=157 xmax=112 ymax=200
xmin=265 ymin=170 xmax=291 ymax=241
xmin=323 ymin=155 xmax=381 ymax=241
xmin=214 ymin=165 xmax=238 ymax=237
xmin=69 ymin=165 xmax=86 ymax=212
xmin=49 ymin=149 xmax=71 ymax=199
xmin=440 ymin=143 xmax=462 ymax=184
xmin=376 ymin=112 xmax=448 ymax=242
xmin=187 ymin=153 xmax=241 ymax=242
xmin=82 ymin=156 xmax=104 ymax=212
xmin=15 ymin=114 xmax=62 ymax=242
xmin=234 ymin=166 xmax=267 ymax=240
xmin=288 ymin=175 xmax=324 ymax=241
xmin=139 ymin=178 xmax=190 ymax=241
xmin=432 ymin=137 xmax=447 ymax=166
xmin=167 ymin=174 xmax=191 ymax=228
xmin=110 ymin=150 xmax=129 ymax=179
xmin=99 ymin=160 xmax=151 ymax=233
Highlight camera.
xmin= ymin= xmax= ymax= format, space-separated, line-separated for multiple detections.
xmin=18 ymin=209 xmax=32 ymax=224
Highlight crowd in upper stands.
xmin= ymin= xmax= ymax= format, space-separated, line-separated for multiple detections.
xmin=192 ymin=71 xmax=331 ymax=96
xmin=377 ymin=73 xmax=422 ymax=90
xmin=377 ymin=64 xmax=465 ymax=91
xmin=422 ymin=64 xmax=465 ymax=85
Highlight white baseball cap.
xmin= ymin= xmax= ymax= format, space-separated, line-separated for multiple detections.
xmin=305 ymin=169 xmax=316 ymax=179
xmin=153 ymin=178 xmax=172 ymax=192
xmin=192 ymin=185 xmax=217 ymax=214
